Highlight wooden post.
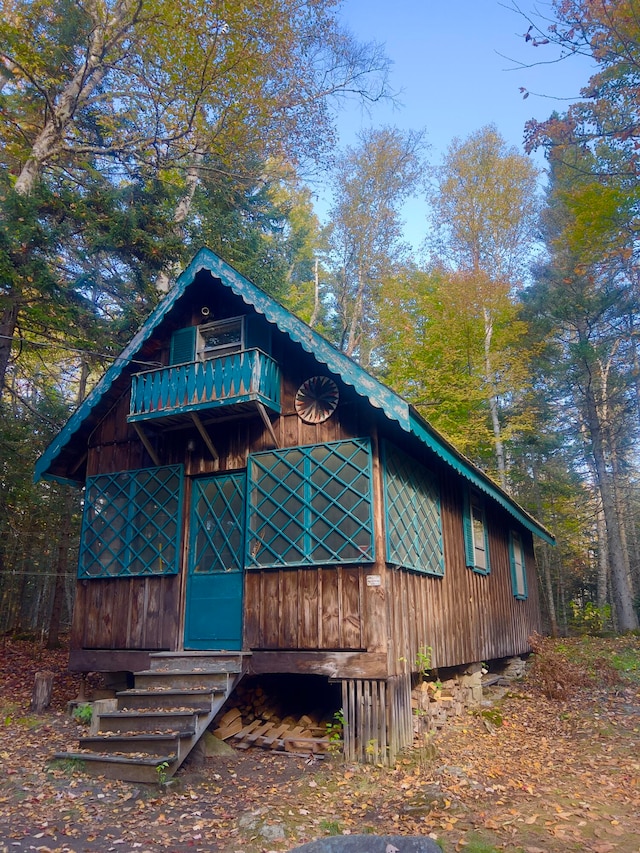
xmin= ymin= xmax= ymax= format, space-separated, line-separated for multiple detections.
xmin=31 ymin=670 xmax=54 ymax=713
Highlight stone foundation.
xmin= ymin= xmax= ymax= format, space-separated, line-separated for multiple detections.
xmin=411 ymin=657 xmax=524 ymax=737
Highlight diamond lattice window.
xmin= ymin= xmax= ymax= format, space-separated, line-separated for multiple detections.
xmin=79 ymin=465 xmax=183 ymax=577
xmin=247 ymin=439 xmax=374 ymax=567
xmin=384 ymin=443 xmax=444 ymax=575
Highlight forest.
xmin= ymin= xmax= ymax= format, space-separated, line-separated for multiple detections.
xmin=0 ymin=0 xmax=639 ymax=643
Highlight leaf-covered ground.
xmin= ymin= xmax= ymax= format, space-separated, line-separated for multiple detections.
xmin=0 ymin=636 xmax=638 ymax=853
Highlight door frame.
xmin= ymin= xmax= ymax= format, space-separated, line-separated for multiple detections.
xmin=183 ymin=470 xmax=247 ymax=650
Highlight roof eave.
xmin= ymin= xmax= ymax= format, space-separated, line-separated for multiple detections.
xmin=408 ymin=408 xmax=555 ymax=546
xmin=34 ymin=248 xmax=555 ymax=546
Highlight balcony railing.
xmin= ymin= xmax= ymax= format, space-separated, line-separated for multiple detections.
xmin=128 ymin=349 xmax=281 ymax=422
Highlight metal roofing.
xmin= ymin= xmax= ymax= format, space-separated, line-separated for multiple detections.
xmin=35 ymin=248 xmax=555 ymax=545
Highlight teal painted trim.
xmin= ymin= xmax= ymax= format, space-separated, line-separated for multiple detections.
xmin=129 ymin=348 xmax=281 ymax=422
xmin=34 ymin=246 xmax=553 ymax=550
xmin=410 ymin=414 xmax=555 ymax=546
xmin=382 ymin=441 xmax=444 ymax=577
xmin=170 ymin=326 xmax=197 ymax=365
xmin=34 ymin=269 xmax=192 ymax=483
xmin=462 ymin=489 xmax=474 ymax=569
xmin=509 ymin=529 xmax=529 ymax=600
xmin=78 ymin=464 xmax=184 ymax=579
xmin=483 ymin=505 xmax=491 ymax=573
xmin=246 ymin=437 xmax=375 ymax=569
xmin=187 ymin=249 xmax=412 ymax=432
xmin=382 ymin=443 xmax=392 ymax=565
xmin=128 ymin=393 xmax=280 ymax=422
xmin=185 ymin=472 xmax=246 ymax=649
xmin=463 ymin=489 xmax=491 ymax=574
xmin=128 ymin=392 xmax=276 ymax=421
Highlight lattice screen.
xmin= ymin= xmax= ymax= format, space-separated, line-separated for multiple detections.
xmin=384 ymin=443 xmax=444 ymax=575
xmin=79 ymin=465 xmax=183 ymax=577
xmin=247 ymin=439 xmax=374 ymax=567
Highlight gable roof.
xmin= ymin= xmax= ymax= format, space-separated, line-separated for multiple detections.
xmin=35 ymin=247 xmax=554 ymax=545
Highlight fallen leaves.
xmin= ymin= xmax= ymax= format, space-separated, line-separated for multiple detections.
xmin=1 ymin=637 xmax=639 ymax=852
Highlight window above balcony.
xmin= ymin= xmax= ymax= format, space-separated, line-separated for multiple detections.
xmin=169 ymin=314 xmax=270 ymax=366
xmin=198 ymin=317 xmax=243 ymax=359
xmin=129 ymin=315 xmax=280 ymax=425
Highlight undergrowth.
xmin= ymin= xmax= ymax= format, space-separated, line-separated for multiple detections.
xmin=527 ymin=632 xmax=638 ymax=699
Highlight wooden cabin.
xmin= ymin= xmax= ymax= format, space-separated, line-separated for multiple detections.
xmin=36 ymin=248 xmax=553 ymax=780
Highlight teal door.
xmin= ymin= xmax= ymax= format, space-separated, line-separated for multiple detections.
xmin=184 ymin=473 xmax=246 ymax=650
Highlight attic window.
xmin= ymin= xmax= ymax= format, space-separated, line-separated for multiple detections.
xmin=198 ymin=317 xmax=243 ymax=359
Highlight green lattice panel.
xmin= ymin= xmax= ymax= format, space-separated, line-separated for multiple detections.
xmin=247 ymin=439 xmax=374 ymax=567
xmin=190 ymin=475 xmax=245 ymax=574
xmin=384 ymin=443 xmax=444 ymax=575
xmin=79 ymin=465 xmax=183 ymax=577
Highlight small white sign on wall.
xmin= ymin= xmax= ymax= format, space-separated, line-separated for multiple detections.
xmin=366 ymin=574 xmax=381 ymax=587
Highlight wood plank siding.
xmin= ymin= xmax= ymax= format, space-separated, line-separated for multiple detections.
xmin=70 ymin=575 xmax=179 ymax=651
xmin=385 ymin=471 xmax=542 ymax=674
xmin=68 ymin=295 xmax=543 ymax=680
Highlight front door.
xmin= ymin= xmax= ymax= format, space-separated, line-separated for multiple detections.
xmin=184 ymin=472 xmax=245 ymax=650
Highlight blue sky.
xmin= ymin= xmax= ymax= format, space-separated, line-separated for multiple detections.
xmin=315 ymin=0 xmax=594 ymax=250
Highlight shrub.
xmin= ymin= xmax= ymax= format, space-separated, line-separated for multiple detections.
xmin=527 ymin=633 xmax=591 ymax=700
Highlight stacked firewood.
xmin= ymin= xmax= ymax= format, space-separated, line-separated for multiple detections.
xmin=210 ymin=684 xmax=333 ymax=755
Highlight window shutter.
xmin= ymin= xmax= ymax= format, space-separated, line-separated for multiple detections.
xmin=245 ymin=313 xmax=271 ymax=353
xmin=462 ymin=489 xmax=474 ymax=568
xmin=169 ymin=326 xmax=196 ymax=365
xmin=508 ymin=530 xmax=518 ymax=592
xmin=483 ymin=515 xmax=491 ymax=573
xmin=509 ymin=530 xmax=528 ymax=598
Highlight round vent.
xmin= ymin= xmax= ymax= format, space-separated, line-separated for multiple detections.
xmin=294 ymin=376 xmax=339 ymax=424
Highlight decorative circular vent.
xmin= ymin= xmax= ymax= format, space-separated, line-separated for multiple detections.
xmin=294 ymin=376 xmax=339 ymax=424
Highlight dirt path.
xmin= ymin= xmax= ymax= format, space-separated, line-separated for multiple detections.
xmin=0 ymin=637 xmax=638 ymax=852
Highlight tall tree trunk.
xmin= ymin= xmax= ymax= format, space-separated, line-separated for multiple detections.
xmin=345 ymin=265 xmax=366 ymax=357
xmin=155 ymin=152 xmax=204 ymax=293
xmin=482 ymin=306 xmax=507 ymax=489
xmin=0 ymin=290 xmax=20 ymax=395
xmin=13 ymin=0 xmax=138 ymax=196
xmin=539 ymin=543 xmax=559 ymax=636
xmin=309 ymin=258 xmax=321 ymax=328
xmin=583 ymin=376 xmax=638 ymax=630
xmin=596 ymin=505 xmax=609 ymax=610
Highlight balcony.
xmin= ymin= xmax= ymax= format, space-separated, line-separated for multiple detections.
xmin=128 ymin=349 xmax=281 ymax=424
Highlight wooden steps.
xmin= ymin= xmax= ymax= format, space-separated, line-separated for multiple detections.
xmin=54 ymin=651 xmax=247 ymax=783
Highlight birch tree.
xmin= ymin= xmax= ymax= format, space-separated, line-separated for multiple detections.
xmin=428 ymin=126 xmax=540 ymax=488
xmin=380 ymin=264 xmax=536 ymax=477
xmin=325 ymin=126 xmax=425 ymax=363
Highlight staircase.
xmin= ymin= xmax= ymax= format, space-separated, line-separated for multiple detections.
xmin=54 ymin=651 xmax=248 ymax=783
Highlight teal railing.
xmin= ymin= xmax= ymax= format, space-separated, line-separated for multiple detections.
xmin=128 ymin=349 xmax=281 ymax=421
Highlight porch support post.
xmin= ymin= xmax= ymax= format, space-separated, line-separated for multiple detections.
xmin=132 ymin=423 xmax=160 ymax=466
xmin=256 ymin=401 xmax=279 ymax=448
xmin=190 ymin=412 xmax=219 ymax=461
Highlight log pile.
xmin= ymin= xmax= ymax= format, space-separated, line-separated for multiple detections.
xmin=210 ymin=684 xmax=333 ymax=756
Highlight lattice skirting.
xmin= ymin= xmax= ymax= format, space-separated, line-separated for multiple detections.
xmin=341 ymin=675 xmax=413 ymax=765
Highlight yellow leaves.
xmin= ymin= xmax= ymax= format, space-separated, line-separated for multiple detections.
xmin=554 ymin=809 xmax=575 ymax=819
